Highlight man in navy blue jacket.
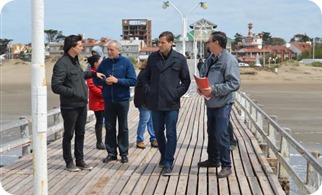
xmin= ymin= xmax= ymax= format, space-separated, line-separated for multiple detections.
xmin=93 ymin=40 xmax=137 ymax=164
xmin=141 ymin=31 xmax=191 ymax=176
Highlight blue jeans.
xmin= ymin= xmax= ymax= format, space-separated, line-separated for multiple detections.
xmin=206 ymin=104 xmax=232 ymax=168
xmin=152 ymin=110 xmax=179 ymax=168
xmin=104 ymin=100 xmax=129 ymax=157
xmin=137 ymin=107 xmax=156 ymax=143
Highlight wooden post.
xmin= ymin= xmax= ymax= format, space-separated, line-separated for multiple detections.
xmin=306 ymin=150 xmax=321 ymax=193
xmin=19 ymin=116 xmax=31 ymax=156
xmin=279 ymin=128 xmax=291 ymax=194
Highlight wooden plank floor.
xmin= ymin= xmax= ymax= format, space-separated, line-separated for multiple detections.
xmin=0 ymin=84 xmax=285 ymax=195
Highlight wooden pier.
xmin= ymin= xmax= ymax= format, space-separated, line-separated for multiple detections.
xmin=0 ymin=85 xmax=286 ymax=195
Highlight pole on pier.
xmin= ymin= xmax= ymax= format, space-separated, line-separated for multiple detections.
xmin=31 ymin=0 xmax=48 ymax=194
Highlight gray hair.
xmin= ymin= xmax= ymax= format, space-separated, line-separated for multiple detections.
xmin=107 ymin=40 xmax=122 ymax=52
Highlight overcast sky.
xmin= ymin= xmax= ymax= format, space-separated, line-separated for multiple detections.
xmin=1 ymin=0 xmax=322 ymax=44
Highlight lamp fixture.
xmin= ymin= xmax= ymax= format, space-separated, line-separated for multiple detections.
xmin=200 ymin=2 xmax=208 ymax=9
xmin=162 ymin=1 xmax=169 ymax=9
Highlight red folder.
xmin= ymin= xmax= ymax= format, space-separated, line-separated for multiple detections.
xmin=194 ymin=74 xmax=211 ymax=100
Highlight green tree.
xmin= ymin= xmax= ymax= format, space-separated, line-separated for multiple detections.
xmin=261 ymin=32 xmax=272 ymax=45
xmin=313 ymin=42 xmax=322 ymax=59
xmin=152 ymin=38 xmax=159 ymax=46
xmin=232 ymin=33 xmax=243 ymax=50
xmin=0 ymin=38 xmax=12 ymax=55
xmin=290 ymin=34 xmax=311 ymax=42
xmin=44 ymin=29 xmax=65 ymax=43
xmin=270 ymin=37 xmax=286 ymax=46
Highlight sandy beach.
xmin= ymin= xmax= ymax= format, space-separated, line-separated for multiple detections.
xmin=1 ymin=57 xmax=322 ymax=151
xmin=239 ymin=65 xmax=322 ymax=150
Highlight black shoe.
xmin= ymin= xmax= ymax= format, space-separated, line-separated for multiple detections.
xmin=230 ymin=144 xmax=237 ymax=151
xmin=96 ymin=142 xmax=106 ymax=150
xmin=76 ymin=160 xmax=93 ymax=170
xmin=158 ymin=159 xmax=165 ymax=168
xmin=217 ymin=167 xmax=232 ymax=178
xmin=121 ymin=155 xmax=128 ymax=164
xmin=198 ymin=160 xmax=221 ymax=167
xmin=162 ymin=167 xmax=172 ymax=176
xmin=65 ymin=162 xmax=80 ymax=172
xmin=102 ymin=155 xmax=117 ymax=163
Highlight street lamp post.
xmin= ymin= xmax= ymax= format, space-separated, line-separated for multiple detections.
xmin=162 ymin=1 xmax=207 ymax=57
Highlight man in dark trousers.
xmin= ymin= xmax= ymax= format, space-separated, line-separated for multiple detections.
xmin=197 ymin=31 xmax=240 ymax=178
xmin=93 ymin=40 xmax=137 ymax=164
xmin=51 ymin=34 xmax=105 ymax=172
xmin=141 ymin=31 xmax=191 ymax=176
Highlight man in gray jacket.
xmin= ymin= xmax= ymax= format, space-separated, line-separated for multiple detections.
xmin=197 ymin=31 xmax=240 ymax=178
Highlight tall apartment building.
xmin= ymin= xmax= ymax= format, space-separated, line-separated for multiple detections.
xmin=122 ymin=19 xmax=152 ymax=46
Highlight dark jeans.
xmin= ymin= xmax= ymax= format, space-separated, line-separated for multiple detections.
xmin=206 ymin=104 xmax=232 ymax=168
xmin=104 ymin=101 xmax=129 ymax=157
xmin=61 ymin=107 xmax=87 ymax=164
xmin=94 ymin=110 xmax=104 ymax=129
xmin=152 ymin=110 xmax=179 ymax=168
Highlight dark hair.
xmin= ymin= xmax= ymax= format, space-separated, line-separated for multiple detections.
xmin=87 ymin=55 xmax=101 ymax=68
xmin=211 ymin=31 xmax=227 ymax=49
xmin=159 ymin=31 xmax=174 ymax=42
xmin=139 ymin=60 xmax=148 ymax=70
xmin=63 ymin=34 xmax=82 ymax=52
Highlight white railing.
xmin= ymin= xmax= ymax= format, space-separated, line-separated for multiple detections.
xmin=235 ymin=90 xmax=322 ymax=194
xmin=0 ymin=107 xmax=95 ymax=157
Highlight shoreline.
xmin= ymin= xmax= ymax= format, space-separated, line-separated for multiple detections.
xmin=1 ymin=59 xmax=322 ymax=145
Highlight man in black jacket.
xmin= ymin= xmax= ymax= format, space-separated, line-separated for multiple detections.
xmin=141 ymin=31 xmax=191 ymax=176
xmin=51 ymin=35 xmax=105 ymax=172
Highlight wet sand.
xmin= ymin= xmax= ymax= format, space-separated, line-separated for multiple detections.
xmin=240 ymin=82 xmax=322 ymax=150
xmin=1 ymin=59 xmax=322 ymax=151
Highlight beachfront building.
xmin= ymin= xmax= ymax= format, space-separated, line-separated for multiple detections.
xmin=288 ymin=42 xmax=312 ymax=59
xmin=82 ymin=38 xmax=110 ymax=56
xmin=122 ymin=19 xmax=152 ymax=47
xmin=232 ymin=23 xmax=271 ymax=66
xmin=264 ymin=45 xmax=296 ymax=62
xmin=47 ymin=38 xmax=110 ymax=57
xmin=47 ymin=42 xmax=63 ymax=55
xmin=138 ymin=46 xmax=159 ymax=62
xmin=120 ymin=38 xmax=147 ymax=60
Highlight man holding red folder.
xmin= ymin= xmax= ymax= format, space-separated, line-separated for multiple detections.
xmin=197 ymin=31 xmax=240 ymax=178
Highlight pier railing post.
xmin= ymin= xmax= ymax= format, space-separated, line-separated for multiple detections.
xmin=239 ymin=92 xmax=246 ymax=122
xmin=244 ymin=96 xmax=250 ymax=127
xmin=278 ymin=127 xmax=291 ymax=194
xmin=53 ymin=107 xmax=62 ymax=140
xmin=256 ymin=104 xmax=264 ymax=144
xmin=266 ymin=115 xmax=278 ymax=174
xmin=20 ymin=116 xmax=31 ymax=156
xmin=250 ymin=100 xmax=257 ymax=134
xmin=306 ymin=150 xmax=321 ymax=193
